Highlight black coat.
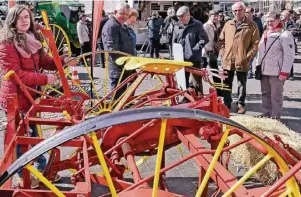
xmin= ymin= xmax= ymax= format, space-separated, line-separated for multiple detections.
xmin=102 ymin=16 xmax=135 ymax=78
xmin=172 ymin=17 xmax=209 ymax=62
xmin=147 ymin=17 xmax=163 ymax=39
xmin=163 ymin=15 xmax=178 ymax=43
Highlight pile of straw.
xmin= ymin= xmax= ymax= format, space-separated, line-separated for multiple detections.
xmin=228 ymin=115 xmax=301 ymax=185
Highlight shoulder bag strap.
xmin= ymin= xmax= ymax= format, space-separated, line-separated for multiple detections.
xmin=260 ymin=30 xmax=284 ymax=65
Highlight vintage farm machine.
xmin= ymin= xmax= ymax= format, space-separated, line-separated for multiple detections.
xmin=0 ymin=7 xmax=301 ymax=197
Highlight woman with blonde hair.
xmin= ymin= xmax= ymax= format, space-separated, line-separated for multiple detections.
xmin=0 ymin=5 xmax=72 ymax=187
xmin=126 ymin=8 xmax=138 ymax=55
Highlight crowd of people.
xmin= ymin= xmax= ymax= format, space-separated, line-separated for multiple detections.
xmin=0 ymin=1 xmax=298 ymax=188
xmin=96 ymin=2 xmax=297 ymax=120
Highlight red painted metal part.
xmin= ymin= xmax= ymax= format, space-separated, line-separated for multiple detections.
xmin=119 ymin=188 xmax=180 ymax=197
xmin=1 ymin=14 xmax=300 ymax=197
xmin=37 ymin=24 xmax=72 ymax=99
xmin=2 ymin=61 xmax=301 ymax=196
xmin=176 ymin=129 xmax=253 ymax=196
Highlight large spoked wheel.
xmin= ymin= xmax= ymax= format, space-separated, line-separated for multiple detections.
xmin=36 ymin=51 xmax=165 ymax=139
xmin=49 ymin=24 xmax=72 ymax=57
xmin=0 ymin=108 xmax=299 ymax=197
xmin=39 ymin=51 xmax=166 ymax=117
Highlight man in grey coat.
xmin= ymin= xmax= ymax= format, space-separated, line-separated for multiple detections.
xmin=173 ymin=6 xmax=209 ymax=95
xmin=102 ymin=3 xmax=135 ymax=99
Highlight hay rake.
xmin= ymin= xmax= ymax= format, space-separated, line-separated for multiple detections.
xmin=0 ymin=9 xmax=301 ymax=197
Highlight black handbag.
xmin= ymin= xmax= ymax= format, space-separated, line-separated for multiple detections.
xmin=255 ymin=31 xmax=283 ymax=80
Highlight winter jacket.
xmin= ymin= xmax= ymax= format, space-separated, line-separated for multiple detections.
xmin=218 ymin=18 xmax=260 ymax=72
xmin=102 ymin=16 xmax=135 ymax=78
xmin=172 ymin=17 xmax=209 ymax=62
xmin=253 ymin=16 xmax=264 ymax=38
xmin=126 ymin=24 xmax=137 ymax=55
xmin=97 ymin=16 xmax=109 ymax=44
xmin=77 ymin=20 xmax=90 ymax=44
xmin=202 ymin=19 xmax=220 ymax=58
xmin=256 ymin=30 xmax=295 ymax=77
xmin=0 ymin=41 xmax=64 ymax=113
xmin=163 ymin=15 xmax=177 ymax=43
xmin=147 ymin=17 xmax=163 ymax=39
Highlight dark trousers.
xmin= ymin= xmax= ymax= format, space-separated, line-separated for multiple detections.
xmin=223 ymin=70 xmax=248 ymax=109
xmin=149 ymin=37 xmax=160 ymax=58
xmin=99 ymin=42 xmax=105 ymax=68
xmin=185 ymin=61 xmax=203 ymax=95
xmin=81 ymin=41 xmax=91 ymax=54
xmin=110 ymin=70 xmax=136 ymax=100
xmin=203 ymin=54 xmax=222 ymax=96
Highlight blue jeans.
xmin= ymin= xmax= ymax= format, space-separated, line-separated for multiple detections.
xmin=17 ymin=125 xmax=47 ymax=177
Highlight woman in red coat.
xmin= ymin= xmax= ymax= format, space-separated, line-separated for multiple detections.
xmin=0 ymin=5 xmax=71 ymax=187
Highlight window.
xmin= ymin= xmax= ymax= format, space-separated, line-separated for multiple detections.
xmin=151 ymin=3 xmax=160 ymax=11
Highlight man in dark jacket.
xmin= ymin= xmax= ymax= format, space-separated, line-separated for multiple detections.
xmin=173 ymin=6 xmax=209 ymax=95
xmin=163 ymin=7 xmax=177 ymax=59
xmin=102 ymin=3 xmax=135 ymax=99
xmin=97 ymin=10 xmax=109 ymax=67
xmin=147 ymin=11 xmax=163 ymax=58
xmin=245 ymin=8 xmax=263 ymax=38
xmin=245 ymin=7 xmax=263 ymax=79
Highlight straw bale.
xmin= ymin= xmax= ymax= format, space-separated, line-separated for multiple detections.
xmin=228 ymin=115 xmax=301 ymax=185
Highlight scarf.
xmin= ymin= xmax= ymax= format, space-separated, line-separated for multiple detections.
xmin=13 ymin=32 xmax=42 ymax=58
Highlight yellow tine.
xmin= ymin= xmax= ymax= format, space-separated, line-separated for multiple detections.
xmin=104 ymin=52 xmax=109 ymax=109
xmin=57 ymin=36 xmax=66 ymax=52
xmin=25 ymin=164 xmax=65 ymax=197
xmin=152 ymin=119 xmax=168 ymax=197
xmin=3 ymin=70 xmax=15 ymax=80
xmin=112 ymin=74 xmax=146 ymax=112
xmin=45 ymin=85 xmax=64 ymax=96
xmin=279 ymin=189 xmax=292 ymax=197
xmin=222 ymin=154 xmax=273 ymax=197
xmin=154 ymin=74 xmax=164 ymax=84
xmin=176 ymin=145 xmax=184 ymax=158
xmin=55 ymin=28 xmax=61 ymax=44
xmin=110 ymin=68 xmax=126 ymax=106
xmin=91 ymin=132 xmax=117 ymax=197
xmin=82 ymin=56 xmax=101 ymax=101
xmin=195 ymin=129 xmax=230 ymax=197
xmin=65 ymin=72 xmax=87 ymax=94
xmin=63 ymin=111 xmax=71 ymax=121
xmin=58 ymin=46 xmax=66 ymax=53
xmin=123 ymin=83 xmax=162 ymax=108
xmin=215 ymin=87 xmax=231 ymax=91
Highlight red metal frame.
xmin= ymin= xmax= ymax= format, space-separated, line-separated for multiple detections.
xmin=1 ymin=3 xmax=300 ymax=197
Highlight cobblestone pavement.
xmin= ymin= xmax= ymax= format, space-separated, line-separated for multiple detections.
xmin=0 ymin=45 xmax=300 ymax=196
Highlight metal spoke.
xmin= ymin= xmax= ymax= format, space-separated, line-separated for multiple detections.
xmin=152 ymin=119 xmax=167 ymax=197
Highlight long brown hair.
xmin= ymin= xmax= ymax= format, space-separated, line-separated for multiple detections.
xmin=0 ymin=5 xmax=43 ymax=45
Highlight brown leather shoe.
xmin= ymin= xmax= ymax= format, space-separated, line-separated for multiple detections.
xmin=237 ymin=104 xmax=246 ymax=114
